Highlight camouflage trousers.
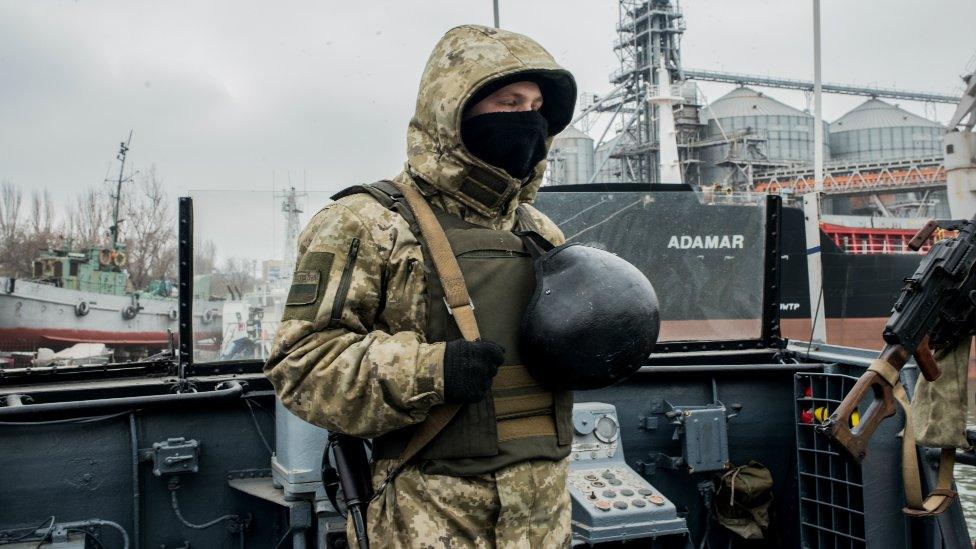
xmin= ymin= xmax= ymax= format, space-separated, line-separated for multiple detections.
xmin=347 ymin=458 xmax=571 ymax=548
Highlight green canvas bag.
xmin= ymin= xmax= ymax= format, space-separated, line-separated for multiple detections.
xmin=911 ymin=335 xmax=972 ymax=450
xmin=714 ymin=461 xmax=774 ymax=540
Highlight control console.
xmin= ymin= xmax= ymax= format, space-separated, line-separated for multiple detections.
xmin=569 ymin=402 xmax=688 ymax=545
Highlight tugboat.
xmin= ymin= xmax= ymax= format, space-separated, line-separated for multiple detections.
xmin=0 ymin=246 xmax=222 ymax=359
xmin=0 ymin=136 xmax=222 ymax=360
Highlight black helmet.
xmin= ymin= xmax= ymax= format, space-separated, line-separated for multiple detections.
xmin=519 ymin=242 xmax=660 ymax=390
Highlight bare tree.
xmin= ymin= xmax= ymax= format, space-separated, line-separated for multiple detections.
xmin=123 ymin=165 xmax=176 ymax=289
xmin=0 ymin=169 xmax=235 ymax=293
xmin=0 ymin=181 xmax=22 ymax=245
xmin=29 ymin=189 xmax=55 ymax=238
xmin=66 ymin=185 xmax=111 ymax=249
xmin=0 ymin=181 xmax=24 ymax=276
xmin=214 ymin=256 xmax=257 ymax=298
xmin=0 ymin=183 xmax=66 ymax=277
xmin=10 ymin=190 xmax=62 ymax=276
xmin=194 ymin=236 xmax=217 ymax=276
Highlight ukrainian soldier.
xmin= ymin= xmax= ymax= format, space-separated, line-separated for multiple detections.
xmin=264 ymin=24 xmax=578 ymax=547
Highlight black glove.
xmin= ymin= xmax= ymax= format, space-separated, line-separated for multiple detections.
xmin=443 ymin=339 xmax=505 ymax=404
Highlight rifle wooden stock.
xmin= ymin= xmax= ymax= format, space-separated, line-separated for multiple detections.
xmin=818 ymin=344 xmax=909 ymax=461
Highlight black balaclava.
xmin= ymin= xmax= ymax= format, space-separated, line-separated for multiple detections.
xmin=461 ymin=110 xmax=549 ymax=180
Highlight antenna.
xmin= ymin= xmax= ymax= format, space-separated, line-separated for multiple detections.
xmin=493 ymin=0 xmax=499 ymax=28
xmin=107 ymin=130 xmax=136 ymax=250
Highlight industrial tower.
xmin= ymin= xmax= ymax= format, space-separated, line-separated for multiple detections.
xmin=596 ymin=0 xmax=700 ymax=185
xmin=276 ymin=187 xmax=307 ymax=277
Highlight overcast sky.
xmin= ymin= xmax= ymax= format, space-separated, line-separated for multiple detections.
xmin=1 ymin=0 xmax=972 ymax=262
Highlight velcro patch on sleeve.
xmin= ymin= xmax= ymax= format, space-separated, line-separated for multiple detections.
xmin=286 ymin=270 xmax=321 ymax=305
xmin=282 ymin=251 xmax=335 ymax=322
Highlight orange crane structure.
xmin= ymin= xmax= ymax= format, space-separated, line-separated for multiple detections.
xmin=752 ymin=156 xmax=946 ymax=196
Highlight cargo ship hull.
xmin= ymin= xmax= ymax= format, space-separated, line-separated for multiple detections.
xmin=777 ymin=207 xmax=925 ymax=351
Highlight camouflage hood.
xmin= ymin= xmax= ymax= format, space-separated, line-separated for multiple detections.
xmin=404 ymin=25 xmax=577 ymax=222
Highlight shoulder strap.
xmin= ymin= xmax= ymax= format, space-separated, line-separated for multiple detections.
xmin=399 ymin=182 xmax=479 ymax=338
xmin=331 ymin=181 xmax=423 ymax=238
xmin=514 ymin=204 xmax=540 ymax=232
xmin=330 ymin=181 xmax=403 ymax=208
xmin=866 ymin=359 xmax=957 ymax=517
xmin=372 ymin=181 xmax=480 ymax=496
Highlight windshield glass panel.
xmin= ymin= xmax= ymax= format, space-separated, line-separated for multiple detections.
xmin=191 ymin=188 xmax=768 ymax=363
xmin=189 ymin=189 xmax=330 ymax=363
xmin=533 ymin=190 xmax=768 ymax=342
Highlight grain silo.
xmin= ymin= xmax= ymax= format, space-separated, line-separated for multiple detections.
xmin=829 ymin=99 xmax=942 ymax=162
xmin=700 ymin=86 xmax=829 ymax=187
xmin=547 ymin=125 xmax=595 ymax=185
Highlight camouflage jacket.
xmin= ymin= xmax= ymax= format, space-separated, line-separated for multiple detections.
xmin=264 ymin=25 xmax=576 ymax=439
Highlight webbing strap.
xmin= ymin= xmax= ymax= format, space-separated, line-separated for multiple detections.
xmin=373 ymin=181 xmax=480 ymax=495
xmin=497 ymin=414 xmax=558 ymax=442
xmin=866 ymin=359 xmax=901 ymax=387
xmin=493 ymin=393 xmax=554 ymax=418
xmin=867 ymin=359 xmax=957 ymax=516
xmin=398 ymin=183 xmax=480 ymax=339
xmin=493 ymin=365 xmax=538 ymax=389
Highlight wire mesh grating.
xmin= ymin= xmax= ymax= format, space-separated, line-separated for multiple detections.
xmin=795 ymin=372 xmax=866 ymax=549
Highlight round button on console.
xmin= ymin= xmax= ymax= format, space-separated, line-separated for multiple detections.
xmin=609 ymin=479 xmax=622 ymax=486
xmin=613 ymin=501 xmax=628 ymax=510
xmin=620 ymin=488 xmax=635 ymax=496
xmin=584 ymin=474 xmax=598 ymax=481
xmin=594 ymin=500 xmax=611 ymax=512
xmin=602 ymin=490 xmax=616 ymax=498
xmin=601 ymin=470 xmax=614 ymax=479
xmin=647 ymin=494 xmax=666 ymax=506
xmin=637 ymin=488 xmax=653 ymax=496
xmin=632 ymin=499 xmax=646 ymax=508
xmin=591 ymin=480 xmax=605 ymax=488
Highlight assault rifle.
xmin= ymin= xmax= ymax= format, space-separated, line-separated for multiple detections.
xmin=819 ymin=213 xmax=976 ymax=462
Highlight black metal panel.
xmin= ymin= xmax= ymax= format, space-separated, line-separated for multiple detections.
xmin=2 ymin=352 xmax=973 ymax=547
xmin=762 ymin=194 xmax=784 ymax=347
xmin=0 ymin=391 xmax=285 ymax=548
xmin=655 ymin=194 xmax=784 ymax=354
xmin=178 ymin=196 xmax=193 ymax=378
xmin=540 ymin=183 xmax=695 ymax=193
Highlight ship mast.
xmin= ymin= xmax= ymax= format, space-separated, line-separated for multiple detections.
xmin=108 ymin=130 xmax=133 ymax=251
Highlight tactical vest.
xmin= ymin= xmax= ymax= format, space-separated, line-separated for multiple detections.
xmin=333 ymin=181 xmax=573 ymax=476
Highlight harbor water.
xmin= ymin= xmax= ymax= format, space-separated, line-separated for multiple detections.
xmin=958 ymin=461 xmax=976 ymax=539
